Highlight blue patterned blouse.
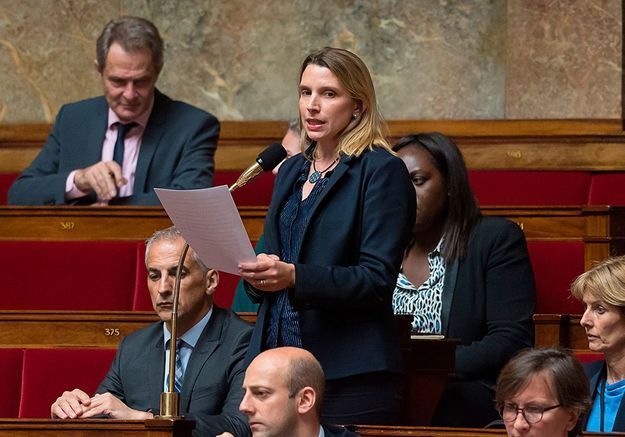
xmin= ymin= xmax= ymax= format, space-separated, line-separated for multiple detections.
xmin=264 ymin=159 xmax=331 ymax=348
xmin=392 ymin=239 xmax=445 ymax=334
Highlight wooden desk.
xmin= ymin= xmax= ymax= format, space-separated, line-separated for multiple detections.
xmin=0 ymin=311 xmax=256 ymax=349
xmin=1 ymin=205 xmax=623 ymax=269
xmin=533 ymin=313 xmax=590 ymax=350
xmin=0 ymin=206 xmax=266 ymax=242
xmin=2 ymin=205 xmax=610 ymax=313
xmin=352 ymin=424 xmax=623 ymax=436
xmin=0 ymin=310 xmax=454 ymax=425
xmin=401 ymin=337 xmax=458 ymax=425
xmin=0 ymin=418 xmax=194 ymax=437
xmin=0 ymin=311 xmax=158 ymax=349
xmin=4 ymin=120 xmax=625 ymax=172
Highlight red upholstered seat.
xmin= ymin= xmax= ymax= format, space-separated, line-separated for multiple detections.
xmin=2 ymin=241 xmax=140 ymax=310
xmin=468 ymin=171 xmax=591 ymax=206
xmin=0 ymin=173 xmax=18 ymax=205
xmin=213 ymin=171 xmax=275 ymax=206
xmin=18 ymin=348 xmax=116 ymax=418
xmin=0 ymin=349 xmax=24 ymax=417
xmin=527 ymin=241 xmax=585 ymax=314
xmin=588 ymin=172 xmax=625 ymax=205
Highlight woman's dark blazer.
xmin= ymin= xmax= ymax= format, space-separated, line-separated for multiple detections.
xmin=583 ymin=360 xmax=625 ymax=431
xmin=443 ymin=216 xmax=536 ymax=386
xmin=246 ymin=147 xmax=416 ymax=380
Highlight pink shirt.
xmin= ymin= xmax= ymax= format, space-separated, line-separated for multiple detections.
xmin=65 ymin=97 xmax=154 ymax=202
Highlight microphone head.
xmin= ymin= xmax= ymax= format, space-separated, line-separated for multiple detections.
xmin=256 ymin=143 xmax=287 ymax=172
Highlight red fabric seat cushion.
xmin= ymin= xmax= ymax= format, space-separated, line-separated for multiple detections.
xmin=527 ymin=241 xmax=585 ymax=314
xmin=0 ymin=173 xmax=18 ymax=205
xmin=18 ymin=348 xmax=116 ymax=418
xmin=468 ymin=171 xmax=591 ymax=206
xmin=588 ymin=173 xmax=625 ymax=205
xmin=0 ymin=349 xmax=24 ymax=417
xmin=213 ymin=171 xmax=275 ymax=206
xmin=2 ymin=241 xmax=139 ymax=310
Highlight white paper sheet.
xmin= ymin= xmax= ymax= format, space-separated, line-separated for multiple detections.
xmin=155 ymin=186 xmax=256 ymax=275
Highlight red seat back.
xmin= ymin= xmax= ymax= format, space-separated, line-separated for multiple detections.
xmin=588 ymin=173 xmax=625 ymax=205
xmin=213 ymin=171 xmax=275 ymax=206
xmin=469 ymin=171 xmax=591 ymax=206
xmin=2 ymin=241 xmax=139 ymax=310
xmin=18 ymin=348 xmax=116 ymax=418
xmin=527 ymin=241 xmax=585 ymax=314
xmin=0 ymin=349 xmax=24 ymax=417
xmin=0 ymin=173 xmax=18 ymax=205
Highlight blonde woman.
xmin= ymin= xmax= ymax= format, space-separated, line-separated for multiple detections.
xmin=571 ymin=255 xmax=625 ymax=432
xmin=239 ymin=47 xmax=415 ymax=424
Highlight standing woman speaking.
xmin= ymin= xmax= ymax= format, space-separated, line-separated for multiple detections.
xmin=239 ymin=47 xmax=415 ymax=425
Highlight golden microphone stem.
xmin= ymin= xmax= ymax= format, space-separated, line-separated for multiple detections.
xmin=157 ymin=242 xmax=189 ymax=419
xmin=157 ymin=185 xmax=238 ymax=419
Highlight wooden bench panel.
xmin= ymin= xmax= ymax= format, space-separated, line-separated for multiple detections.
xmin=3 ymin=120 xmax=625 ymax=171
xmin=0 ymin=311 xmax=158 ymax=349
xmin=0 ymin=418 xmax=194 ymax=437
xmin=0 ymin=311 xmax=256 ymax=349
xmin=0 ymin=206 xmax=266 ymax=242
xmin=352 ymin=424 xmax=622 ymax=436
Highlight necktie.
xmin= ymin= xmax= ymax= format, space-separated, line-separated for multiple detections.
xmin=174 ymin=339 xmax=185 ymax=393
xmin=112 ymin=122 xmax=136 ymax=168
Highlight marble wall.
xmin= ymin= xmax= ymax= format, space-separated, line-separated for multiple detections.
xmin=0 ymin=0 xmax=621 ymax=122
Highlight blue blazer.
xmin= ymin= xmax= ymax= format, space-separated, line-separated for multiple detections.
xmin=246 ymin=147 xmax=416 ymax=379
xmin=583 ymin=360 xmax=625 ymax=432
xmin=8 ymin=89 xmax=219 ymax=205
xmin=97 ymin=306 xmax=252 ymax=437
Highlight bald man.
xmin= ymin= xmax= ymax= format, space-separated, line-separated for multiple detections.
xmin=219 ymin=347 xmax=359 ymax=437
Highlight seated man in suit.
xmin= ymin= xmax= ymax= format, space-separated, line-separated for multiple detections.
xmin=51 ymin=227 xmax=252 ymax=437
xmin=218 ymin=347 xmax=358 ymax=437
xmin=8 ymin=16 xmax=218 ymax=206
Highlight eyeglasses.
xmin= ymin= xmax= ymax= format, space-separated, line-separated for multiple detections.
xmin=499 ymin=402 xmax=562 ymax=424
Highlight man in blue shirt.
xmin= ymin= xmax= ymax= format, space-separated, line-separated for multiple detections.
xmin=51 ymin=227 xmax=252 ymax=437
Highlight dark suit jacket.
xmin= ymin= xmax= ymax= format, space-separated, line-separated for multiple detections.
xmin=247 ymin=148 xmax=416 ymax=379
xmin=97 ymin=306 xmax=252 ymax=437
xmin=8 ymin=89 xmax=219 ymax=206
xmin=583 ymin=360 xmax=625 ymax=432
xmin=443 ymin=216 xmax=536 ymax=385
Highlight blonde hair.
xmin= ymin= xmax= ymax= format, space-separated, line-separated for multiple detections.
xmin=570 ymin=255 xmax=625 ymax=309
xmin=298 ymin=47 xmax=391 ymax=157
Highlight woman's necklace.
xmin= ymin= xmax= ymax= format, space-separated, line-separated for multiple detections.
xmin=309 ymin=154 xmax=339 ymax=184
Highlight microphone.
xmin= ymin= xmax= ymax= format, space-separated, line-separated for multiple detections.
xmin=157 ymin=142 xmax=286 ymax=419
xmin=229 ymin=143 xmax=287 ymax=192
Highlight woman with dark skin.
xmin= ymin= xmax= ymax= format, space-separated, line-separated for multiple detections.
xmin=393 ymin=132 xmax=536 ymax=427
